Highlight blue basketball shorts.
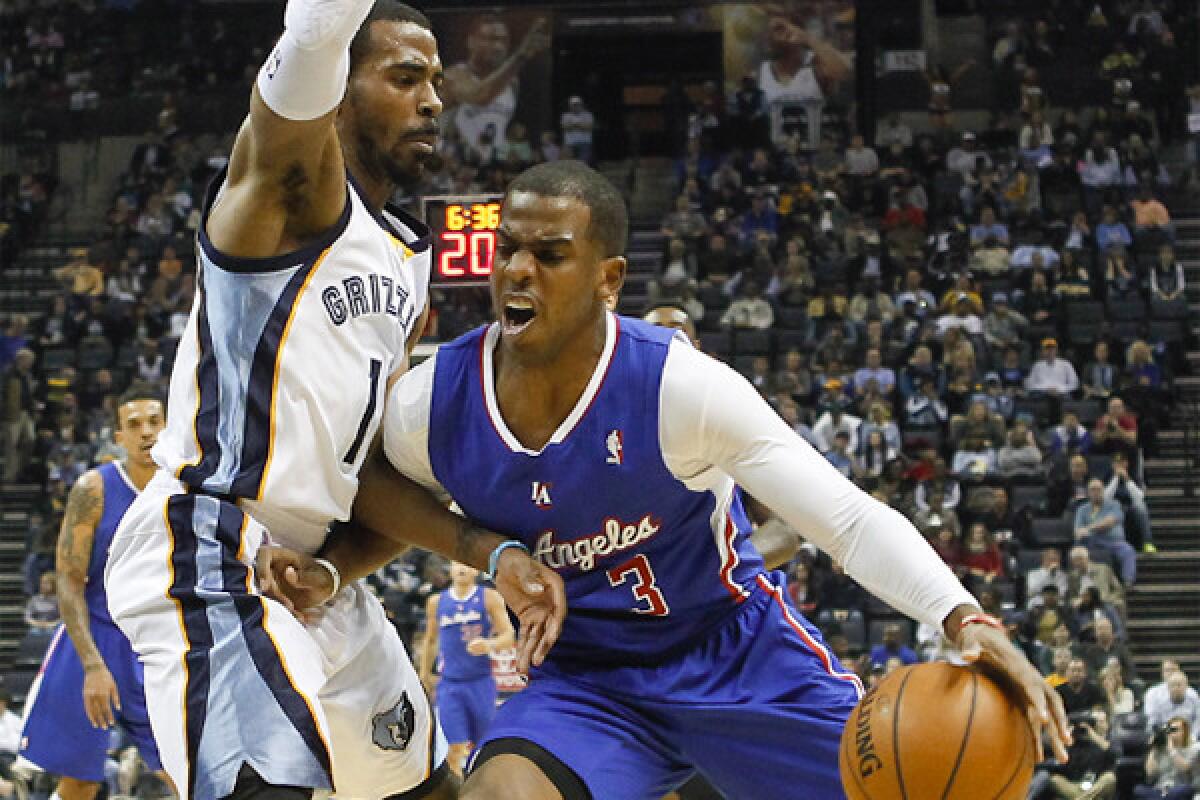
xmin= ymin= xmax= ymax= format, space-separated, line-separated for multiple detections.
xmin=437 ymin=675 xmax=497 ymax=745
xmin=20 ymin=622 xmax=162 ymax=782
xmin=471 ymin=573 xmax=863 ymax=800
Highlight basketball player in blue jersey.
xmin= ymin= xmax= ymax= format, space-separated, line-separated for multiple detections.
xmin=420 ymin=563 xmax=514 ymax=776
xmin=102 ymin=2 xmax=563 ymax=799
xmin=19 ymin=386 xmax=168 ymax=800
xmin=264 ymin=161 xmax=1069 ymax=799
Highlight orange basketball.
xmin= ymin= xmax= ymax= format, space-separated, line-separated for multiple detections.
xmin=839 ymin=662 xmax=1036 ymax=800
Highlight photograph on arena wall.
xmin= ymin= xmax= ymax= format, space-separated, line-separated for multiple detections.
xmin=716 ymin=1 xmax=856 ymax=149
xmin=429 ymin=8 xmax=554 ymax=165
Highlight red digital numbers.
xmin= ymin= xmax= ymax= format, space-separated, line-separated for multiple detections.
xmin=439 ymin=230 xmax=495 ymax=279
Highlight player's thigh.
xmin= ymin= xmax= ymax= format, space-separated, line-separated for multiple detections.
xmin=315 ymin=584 xmax=447 ymax=797
xmin=462 ymin=754 xmax=563 ymax=800
xmin=469 ymin=678 xmax=689 ymax=800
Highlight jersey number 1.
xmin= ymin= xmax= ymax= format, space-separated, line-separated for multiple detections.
xmin=344 ymin=358 xmax=382 ymax=464
xmin=606 ymin=554 xmax=669 ymax=616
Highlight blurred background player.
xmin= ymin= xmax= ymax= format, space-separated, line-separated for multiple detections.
xmin=19 ymin=385 xmax=169 ymax=800
xmin=420 ymin=563 xmax=514 ymax=776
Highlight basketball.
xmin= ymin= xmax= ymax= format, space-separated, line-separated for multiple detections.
xmin=839 ymin=662 xmax=1036 ymax=800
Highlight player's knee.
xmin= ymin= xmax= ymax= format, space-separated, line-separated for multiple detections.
xmin=56 ymin=777 xmax=101 ymax=800
xmin=462 ymin=756 xmax=563 ymax=800
xmin=221 ymin=764 xmax=313 ymax=800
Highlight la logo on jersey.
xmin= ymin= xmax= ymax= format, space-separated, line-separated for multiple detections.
xmin=606 ymin=429 xmax=624 ymax=465
xmin=531 ymin=481 xmax=553 ymax=508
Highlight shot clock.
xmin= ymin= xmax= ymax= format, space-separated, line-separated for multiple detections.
xmin=423 ymin=195 xmax=503 ymax=287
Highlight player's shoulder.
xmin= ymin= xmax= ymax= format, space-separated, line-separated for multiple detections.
xmin=380 ymin=198 xmax=432 ymax=254
xmin=435 ymin=324 xmax=491 ymax=359
xmin=616 ymin=314 xmax=679 ymax=349
xmin=73 ymin=465 xmax=108 ymax=494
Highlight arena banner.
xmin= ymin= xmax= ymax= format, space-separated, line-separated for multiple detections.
xmin=717 ymin=1 xmax=856 ymax=149
xmin=429 ymin=8 xmax=555 ymax=162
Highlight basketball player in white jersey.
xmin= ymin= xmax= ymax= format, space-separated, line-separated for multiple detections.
xmin=758 ymin=11 xmax=850 ymax=148
xmin=103 ymin=3 xmax=563 ymax=800
xmin=442 ymin=13 xmax=549 ymax=160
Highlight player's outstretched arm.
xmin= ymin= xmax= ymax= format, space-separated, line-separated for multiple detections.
xmin=419 ymin=593 xmax=439 ymax=691
xmin=660 ymin=342 xmax=1071 ymax=760
xmin=441 ymin=18 xmax=548 ymax=108
xmin=471 ymin=587 xmax=516 ymax=655
xmin=206 ymin=0 xmax=375 ymax=262
xmin=57 ymin=470 xmax=121 ymax=730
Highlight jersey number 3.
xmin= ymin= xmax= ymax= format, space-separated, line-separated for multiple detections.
xmin=606 ymin=554 xmax=669 ymax=616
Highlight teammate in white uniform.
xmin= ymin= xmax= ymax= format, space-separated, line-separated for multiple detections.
xmin=442 ymin=13 xmax=549 ymax=160
xmin=104 ymin=3 xmax=562 ymax=799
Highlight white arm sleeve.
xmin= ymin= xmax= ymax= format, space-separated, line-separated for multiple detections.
xmin=381 ymin=354 xmax=449 ymax=503
xmin=659 ymin=340 xmax=977 ymax=631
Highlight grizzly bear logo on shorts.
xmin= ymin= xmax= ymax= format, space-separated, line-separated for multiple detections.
xmin=371 ymin=692 xmax=416 ymax=751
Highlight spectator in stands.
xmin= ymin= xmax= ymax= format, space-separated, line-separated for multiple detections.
xmin=1106 ymin=450 xmax=1155 ymax=552
xmin=970 ymin=206 xmax=1010 ymax=249
xmin=1082 ymin=340 xmax=1118 ymax=400
xmin=823 ymin=430 xmax=858 ymax=478
xmin=660 ymin=194 xmax=708 ymax=253
xmin=945 ymin=131 xmax=992 ymax=182
xmin=1150 ymin=244 xmax=1188 ymax=311
xmin=24 ymin=570 xmax=59 ymax=633
xmin=1132 ymin=185 xmax=1174 ymax=239
xmin=1027 ymin=547 xmax=1070 ymax=607
xmin=1022 ymin=270 xmax=1058 ymax=328
xmin=1146 ymin=672 xmax=1200 ymax=742
xmin=1073 ymin=584 xmax=1123 ymax=643
xmin=914 ymin=458 xmax=961 ymax=512
xmin=1 ymin=348 xmax=36 ymax=482
xmin=739 ymin=191 xmax=778 ymax=247
xmin=560 ymin=96 xmax=595 ymax=163
xmin=1026 ymin=337 xmax=1079 ymax=396
xmin=1103 ymin=246 xmax=1139 ymax=300
xmin=1080 ymin=133 xmax=1123 ymax=214
xmin=1058 ymin=657 xmax=1107 ymax=715
xmin=1146 ymin=662 xmax=1199 ymax=720
xmin=720 ymin=280 xmax=773 ymax=330
xmin=1045 ymin=646 xmax=1073 ymax=687
xmin=952 ymin=397 xmax=1006 ymax=449
xmin=852 ymin=347 xmax=895 ymax=400
xmin=936 ymin=293 xmax=984 ymax=338
xmin=1051 ymin=410 xmax=1093 ymax=458
xmin=843 ymin=134 xmax=879 ymax=180
xmin=1032 ymin=584 xmax=1079 ymax=647
xmin=983 ymin=293 xmax=1027 ymax=351
xmin=1100 ymin=659 xmax=1135 ymax=717
xmin=812 ymin=388 xmax=861 ymax=454
xmin=905 ymin=375 xmax=950 ymax=429
xmin=1083 ymin=615 xmax=1134 ymax=675
xmin=951 ymin=435 xmax=996 ymax=480
xmin=1137 ymin=716 xmax=1198 ymax=799
xmin=817 ymin=562 xmax=866 ymax=614
xmin=868 ymin=622 xmax=918 ymax=670
xmin=1075 ymin=478 xmax=1138 ymax=586
xmin=1093 ymin=397 xmax=1139 ymax=460
xmin=1096 ymin=205 xmax=1134 ymax=253
xmin=1068 ymin=545 xmax=1126 ymax=616
xmin=912 ymin=486 xmax=961 ymax=539
xmin=858 ymin=401 xmax=901 ymax=453
xmin=997 ymin=420 xmax=1043 ymax=477
xmin=957 ymin=523 xmax=1004 ymax=584
xmin=893 ymin=269 xmax=938 ymax=318
xmin=53 ymin=247 xmax=104 ymax=307
xmin=847 ymin=279 xmax=895 ymax=328
xmin=0 ymin=316 xmax=28 ymax=374
xmin=698 ymin=232 xmax=734 ymax=284
xmin=1039 ymin=706 xmax=1118 ymax=799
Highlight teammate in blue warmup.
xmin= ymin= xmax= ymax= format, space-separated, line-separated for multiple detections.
xmin=266 ymin=161 xmax=1069 ymax=800
xmin=420 ymin=563 xmax=514 ymax=775
xmin=20 ymin=386 xmax=169 ymax=800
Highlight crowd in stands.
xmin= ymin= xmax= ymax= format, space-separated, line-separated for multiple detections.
xmin=0 ymin=1 xmax=1197 ymax=797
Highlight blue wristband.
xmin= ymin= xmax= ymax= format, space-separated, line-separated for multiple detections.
xmin=486 ymin=540 xmax=530 ymax=582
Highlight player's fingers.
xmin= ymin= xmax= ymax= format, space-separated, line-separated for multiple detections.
xmin=110 ymin=682 xmax=122 ymax=712
xmin=84 ymin=695 xmax=100 ymax=728
xmin=1026 ymin=705 xmax=1045 ymax=762
xmin=532 ymin=605 xmax=561 ymax=667
xmin=517 ymin=616 xmax=544 ymax=675
xmin=1044 ymin=684 xmax=1072 ymax=761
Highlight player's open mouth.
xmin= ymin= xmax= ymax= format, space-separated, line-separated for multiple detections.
xmin=502 ymin=300 xmax=537 ymax=336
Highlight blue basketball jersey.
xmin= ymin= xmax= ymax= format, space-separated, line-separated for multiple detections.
xmin=427 ymin=315 xmax=764 ymax=666
xmin=436 ymin=586 xmax=492 ymax=682
xmin=87 ymin=462 xmax=138 ymax=625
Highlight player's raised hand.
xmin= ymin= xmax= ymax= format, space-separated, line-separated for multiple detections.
xmin=958 ymin=623 xmax=1072 ymax=763
xmin=517 ymin=18 xmax=551 ymax=61
xmin=492 ymin=548 xmax=566 ymax=674
xmin=82 ymin=663 xmax=120 ymax=729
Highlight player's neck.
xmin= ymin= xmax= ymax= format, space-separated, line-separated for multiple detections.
xmin=493 ymin=313 xmax=608 ymax=451
xmin=449 ymin=583 xmax=474 ymax=600
xmin=122 ymin=458 xmax=156 ymax=491
xmin=341 ymin=150 xmax=394 ymax=214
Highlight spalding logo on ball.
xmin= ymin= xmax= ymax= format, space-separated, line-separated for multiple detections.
xmin=839 ymin=662 xmax=1036 ymax=800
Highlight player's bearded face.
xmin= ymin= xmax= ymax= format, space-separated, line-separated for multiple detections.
xmin=492 ymin=192 xmax=612 ymax=360
xmin=344 ymin=23 xmax=444 ymax=184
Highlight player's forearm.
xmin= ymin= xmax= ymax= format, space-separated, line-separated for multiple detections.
xmin=351 ymin=447 xmax=511 ymax=573
xmin=488 ymin=629 xmax=516 ymax=652
xmin=57 ymin=575 xmax=104 ymax=669
xmin=749 ymin=518 xmax=800 ymax=571
xmin=459 ymin=54 xmax=527 ymax=106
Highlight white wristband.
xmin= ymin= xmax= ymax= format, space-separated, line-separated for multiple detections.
xmin=313 ymin=557 xmax=341 ymax=599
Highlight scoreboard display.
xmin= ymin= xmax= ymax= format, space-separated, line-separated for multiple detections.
xmin=423 ymin=195 xmax=503 ymax=287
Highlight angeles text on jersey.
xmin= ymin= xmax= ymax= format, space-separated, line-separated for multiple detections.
xmin=439 ymin=609 xmax=483 ymax=628
xmin=322 ymin=273 xmax=415 ymax=328
xmin=532 ymin=513 xmax=662 ymax=573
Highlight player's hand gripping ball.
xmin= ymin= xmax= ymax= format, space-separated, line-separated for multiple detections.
xmin=839 ymin=663 xmax=1036 ymax=800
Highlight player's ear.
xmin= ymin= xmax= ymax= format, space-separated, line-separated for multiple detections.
xmin=598 ymin=255 xmax=626 ymax=310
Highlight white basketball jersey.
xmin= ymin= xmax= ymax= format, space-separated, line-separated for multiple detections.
xmin=154 ymin=173 xmax=431 ymax=553
xmin=759 ymin=56 xmax=823 ymax=144
xmin=453 ymin=73 xmax=517 ymax=153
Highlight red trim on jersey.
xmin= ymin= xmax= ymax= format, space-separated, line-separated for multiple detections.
xmin=478 ymin=330 xmax=510 ymax=447
xmin=758 ymin=574 xmax=865 ymax=694
xmin=719 ymin=514 xmax=750 ymax=601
